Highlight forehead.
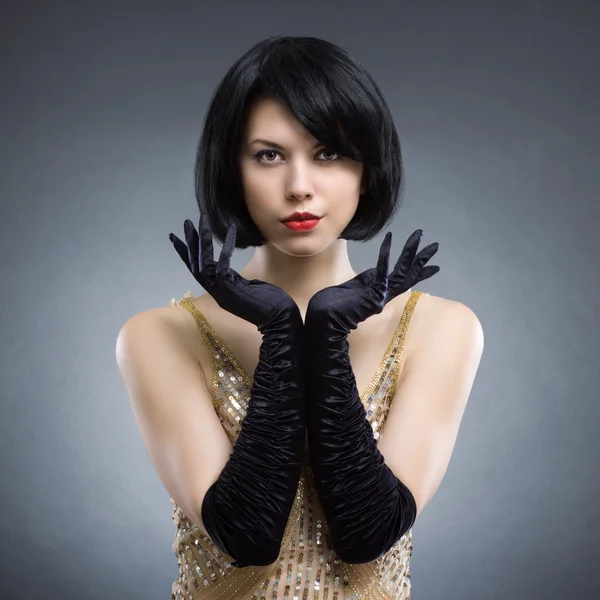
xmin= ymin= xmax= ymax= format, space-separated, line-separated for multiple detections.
xmin=244 ymin=98 xmax=315 ymax=142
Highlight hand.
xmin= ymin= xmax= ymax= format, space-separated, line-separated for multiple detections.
xmin=169 ymin=214 xmax=298 ymax=329
xmin=306 ymin=229 xmax=440 ymax=332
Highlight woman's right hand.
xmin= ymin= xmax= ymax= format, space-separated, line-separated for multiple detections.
xmin=169 ymin=214 xmax=299 ymax=329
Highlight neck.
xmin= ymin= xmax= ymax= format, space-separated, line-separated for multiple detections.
xmin=239 ymin=238 xmax=357 ymax=318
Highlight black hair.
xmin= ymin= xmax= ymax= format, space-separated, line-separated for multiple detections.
xmin=194 ymin=35 xmax=404 ymax=249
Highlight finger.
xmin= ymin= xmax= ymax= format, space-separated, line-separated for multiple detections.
xmin=199 ymin=213 xmax=214 ymax=270
xmin=390 ymin=229 xmax=423 ymax=280
xmin=376 ymin=232 xmax=392 ymax=283
xmin=411 ymin=242 xmax=439 ymax=273
xmin=184 ymin=219 xmax=200 ymax=278
xmin=413 ymin=242 xmax=440 ymax=269
xmin=416 ymin=265 xmax=440 ymax=283
xmin=217 ymin=222 xmax=236 ymax=275
xmin=168 ymin=233 xmax=192 ymax=271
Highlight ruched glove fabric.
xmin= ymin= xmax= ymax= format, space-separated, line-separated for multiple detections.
xmin=169 ymin=216 xmax=306 ymax=567
xmin=304 ymin=230 xmax=440 ymax=563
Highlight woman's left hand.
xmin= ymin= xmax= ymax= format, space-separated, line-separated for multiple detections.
xmin=305 ymin=229 xmax=440 ymax=333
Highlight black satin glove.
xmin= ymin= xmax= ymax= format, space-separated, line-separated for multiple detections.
xmin=304 ymin=230 xmax=440 ymax=564
xmin=169 ymin=215 xmax=306 ymax=567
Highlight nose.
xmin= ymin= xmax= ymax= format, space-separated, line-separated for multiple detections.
xmin=285 ymin=160 xmax=315 ymax=203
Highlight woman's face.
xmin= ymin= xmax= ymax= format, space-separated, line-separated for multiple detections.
xmin=239 ymin=98 xmax=364 ymax=256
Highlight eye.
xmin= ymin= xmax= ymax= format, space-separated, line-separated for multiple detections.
xmin=318 ymin=149 xmax=340 ymax=161
xmin=253 ymin=148 xmax=341 ymax=163
xmin=254 ymin=149 xmax=281 ymax=163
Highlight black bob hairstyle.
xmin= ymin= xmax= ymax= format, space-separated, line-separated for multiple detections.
xmin=195 ymin=35 xmax=405 ymax=249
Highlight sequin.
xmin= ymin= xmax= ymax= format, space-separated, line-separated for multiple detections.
xmin=169 ymin=290 xmax=425 ymax=599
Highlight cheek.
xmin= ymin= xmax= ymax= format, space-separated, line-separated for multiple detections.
xmin=242 ymin=170 xmax=279 ymax=206
xmin=329 ymin=180 xmax=361 ymax=214
xmin=331 ymin=166 xmax=363 ymax=196
xmin=240 ymin=172 xmax=266 ymax=219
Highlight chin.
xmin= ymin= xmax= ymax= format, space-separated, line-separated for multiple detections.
xmin=271 ymin=235 xmax=343 ymax=257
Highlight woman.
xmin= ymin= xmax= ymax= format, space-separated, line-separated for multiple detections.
xmin=116 ymin=35 xmax=484 ymax=600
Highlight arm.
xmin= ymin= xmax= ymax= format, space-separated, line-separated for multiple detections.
xmin=116 ymin=311 xmax=235 ymax=543
xmin=117 ymin=305 xmax=306 ymax=568
xmin=200 ymin=305 xmax=306 ymax=566
xmin=305 ymin=299 xmax=483 ymax=563
xmin=305 ymin=305 xmax=416 ymax=564
xmin=377 ymin=301 xmax=484 ymax=518
xmin=118 ymin=215 xmax=308 ymax=568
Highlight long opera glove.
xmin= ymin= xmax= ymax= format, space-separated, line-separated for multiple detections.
xmin=169 ymin=216 xmax=306 ymax=567
xmin=304 ymin=230 xmax=440 ymax=563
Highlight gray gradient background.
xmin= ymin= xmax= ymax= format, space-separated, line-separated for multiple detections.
xmin=1 ymin=1 xmax=598 ymax=599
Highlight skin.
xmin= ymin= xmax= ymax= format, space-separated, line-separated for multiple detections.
xmin=233 ymin=99 xmax=484 ymax=521
xmin=116 ymin=96 xmax=483 ymax=552
xmin=188 ymin=95 xmax=419 ymax=423
xmin=238 ymin=97 xmax=367 ymax=317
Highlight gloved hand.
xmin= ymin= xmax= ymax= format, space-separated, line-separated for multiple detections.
xmin=304 ymin=229 xmax=440 ymax=563
xmin=169 ymin=215 xmax=307 ymax=567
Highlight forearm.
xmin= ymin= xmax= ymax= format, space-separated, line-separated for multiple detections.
xmin=202 ymin=309 xmax=306 ymax=566
xmin=305 ymin=318 xmax=416 ymax=564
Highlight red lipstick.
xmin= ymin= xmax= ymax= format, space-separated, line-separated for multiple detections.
xmin=281 ymin=211 xmax=322 ymax=232
xmin=283 ymin=219 xmax=320 ymax=231
xmin=282 ymin=211 xmax=321 ymax=222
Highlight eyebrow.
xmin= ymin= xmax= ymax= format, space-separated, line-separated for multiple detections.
xmin=248 ymin=138 xmax=323 ymax=150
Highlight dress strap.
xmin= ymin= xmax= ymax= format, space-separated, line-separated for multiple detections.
xmin=396 ymin=289 xmax=426 ymax=361
xmin=359 ymin=289 xmax=426 ymax=402
xmin=170 ymin=288 xmax=426 ymax=387
xmin=174 ymin=294 xmax=254 ymax=386
xmin=174 ymin=295 xmax=220 ymax=353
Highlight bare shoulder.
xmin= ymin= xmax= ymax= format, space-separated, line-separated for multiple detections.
xmin=427 ymin=293 xmax=482 ymax=333
xmin=408 ymin=291 xmax=483 ymax=334
xmin=117 ymin=298 xmax=203 ymax=363
xmin=404 ymin=291 xmax=485 ymax=375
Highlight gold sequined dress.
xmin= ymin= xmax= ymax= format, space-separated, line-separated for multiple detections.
xmin=167 ymin=290 xmax=426 ymax=600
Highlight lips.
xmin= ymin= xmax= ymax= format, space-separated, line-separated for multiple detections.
xmin=282 ymin=218 xmax=321 ymax=231
xmin=282 ymin=212 xmax=321 ymax=222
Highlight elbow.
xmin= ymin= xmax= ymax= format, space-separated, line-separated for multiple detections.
xmin=333 ymin=529 xmax=408 ymax=565
xmin=201 ymin=484 xmax=282 ymax=567
xmin=206 ymin=530 xmax=282 ymax=568
xmin=333 ymin=532 xmax=398 ymax=564
xmin=333 ymin=482 xmax=417 ymax=564
xmin=230 ymin=542 xmax=281 ymax=567
xmin=330 ymin=527 xmax=397 ymax=564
